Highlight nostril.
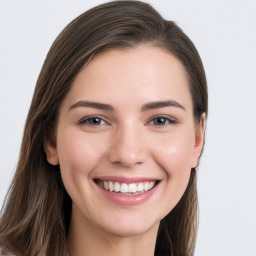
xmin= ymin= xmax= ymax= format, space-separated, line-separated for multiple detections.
xmin=119 ymin=161 xmax=137 ymax=168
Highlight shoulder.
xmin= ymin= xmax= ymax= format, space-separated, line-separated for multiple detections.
xmin=0 ymin=245 xmax=16 ymax=256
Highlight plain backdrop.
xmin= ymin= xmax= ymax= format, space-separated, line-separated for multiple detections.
xmin=1 ymin=0 xmax=256 ymax=255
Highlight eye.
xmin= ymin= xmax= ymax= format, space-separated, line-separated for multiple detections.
xmin=147 ymin=116 xmax=177 ymax=127
xmin=79 ymin=116 xmax=108 ymax=126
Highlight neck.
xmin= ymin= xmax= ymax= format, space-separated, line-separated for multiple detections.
xmin=67 ymin=206 xmax=159 ymax=256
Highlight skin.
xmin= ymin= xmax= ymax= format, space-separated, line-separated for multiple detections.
xmin=46 ymin=46 xmax=205 ymax=256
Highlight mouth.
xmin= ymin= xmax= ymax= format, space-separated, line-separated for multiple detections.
xmin=93 ymin=177 xmax=161 ymax=206
xmin=94 ymin=179 xmax=160 ymax=195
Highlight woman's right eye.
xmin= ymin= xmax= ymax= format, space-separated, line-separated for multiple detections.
xmin=79 ymin=116 xmax=108 ymax=126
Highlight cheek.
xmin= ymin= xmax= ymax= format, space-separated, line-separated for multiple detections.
xmin=56 ymin=128 xmax=106 ymax=191
xmin=57 ymin=128 xmax=104 ymax=168
xmin=152 ymin=133 xmax=194 ymax=208
xmin=154 ymin=132 xmax=195 ymax=174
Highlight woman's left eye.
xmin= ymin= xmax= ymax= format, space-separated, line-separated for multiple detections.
xmin=147 ymin=116 xmax=177 ymax=126
xmin=79 ymin=117 xmax=108 ymax=126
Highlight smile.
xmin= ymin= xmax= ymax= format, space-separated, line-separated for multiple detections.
xmin=98 ymin=180 xmax=156 ymax=194
xmin=94 ymin=177 xmax=160 ymax=206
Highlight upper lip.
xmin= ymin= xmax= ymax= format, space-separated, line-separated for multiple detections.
xmin=94 ymin=176 xmax=160 ymax=183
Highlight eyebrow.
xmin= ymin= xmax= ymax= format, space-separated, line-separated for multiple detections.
xmin=69 ymin=100 xmax=115 ymax=111
xmin=69 ymin=100 xmax=186 ymax=112
xmin=141 ymin=100 xmax=186 ymax=112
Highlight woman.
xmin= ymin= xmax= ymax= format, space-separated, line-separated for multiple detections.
xmin=0 ymin=1 xmax=208 ymax=255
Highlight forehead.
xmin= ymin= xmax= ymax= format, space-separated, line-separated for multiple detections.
xmin=61 ymin=46 xmax=192 ymax=111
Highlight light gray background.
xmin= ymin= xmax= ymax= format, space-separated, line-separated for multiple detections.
xmin=0 ymin=0 xmax=255 ymax=255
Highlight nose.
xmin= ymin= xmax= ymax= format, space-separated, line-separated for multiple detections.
xmin=108 ymin=125 xmax=147 ymax=168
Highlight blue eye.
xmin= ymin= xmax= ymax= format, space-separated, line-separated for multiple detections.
xmin=79 ymin=117 xmax=107 ymax=126
xmin=148 ymin=116 xmax=177 ymax=126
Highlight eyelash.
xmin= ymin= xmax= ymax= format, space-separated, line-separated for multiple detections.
xmin=146 ymin=115 xmax=178 ymax=127
xmin=78 ymin=115 xmax=177 ymax=127
xmin=78 ymin=116 xmax=109 ymax=126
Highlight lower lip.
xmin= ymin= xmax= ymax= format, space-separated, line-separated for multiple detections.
xmin=96 ymin=182 xmax=159 ymax=206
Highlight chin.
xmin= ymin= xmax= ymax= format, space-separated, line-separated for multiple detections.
xmin=103 ymin=222 xmax=159 ymax=238
xmin=96 ymin=211 xmax=161 ymax=238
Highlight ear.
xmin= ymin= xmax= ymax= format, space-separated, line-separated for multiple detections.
xmin=191 ymin=113 xmax=206 ymax=168
xmin=45 ymin=139 xmax=59 ymax=166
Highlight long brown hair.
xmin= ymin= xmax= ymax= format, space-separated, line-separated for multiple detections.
xmin=0 ymin=1 xmax=208 ymax=255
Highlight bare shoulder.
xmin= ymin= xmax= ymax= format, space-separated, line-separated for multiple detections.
xmin=0 ymin=245 xmax=16 ymax=256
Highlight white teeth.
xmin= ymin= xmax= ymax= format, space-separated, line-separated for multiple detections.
xmin=109 ymin=181 xmax=114 ymax=192
xmin=100 ymin=180 xmax=156 ymax=194
xmin=114 ymin=182 xmax=120 ymax=192
xmin=120 ymin=183 xmax=129 ymax=193
xmin=137 ymin=183 xmax=144 ymax=192
xmin=149 ymin=181 xmax=155 ymax=190
xmin=103 ymin=181 xmax=108 ymax=190
xmin=128 ymin=183 xmax=137 ymax=193
xmin=144 ymin=182 xmax=149 ymax=191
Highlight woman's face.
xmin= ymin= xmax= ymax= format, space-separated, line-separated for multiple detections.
xmin=46 ymin=46 xmax=205 ymax=237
